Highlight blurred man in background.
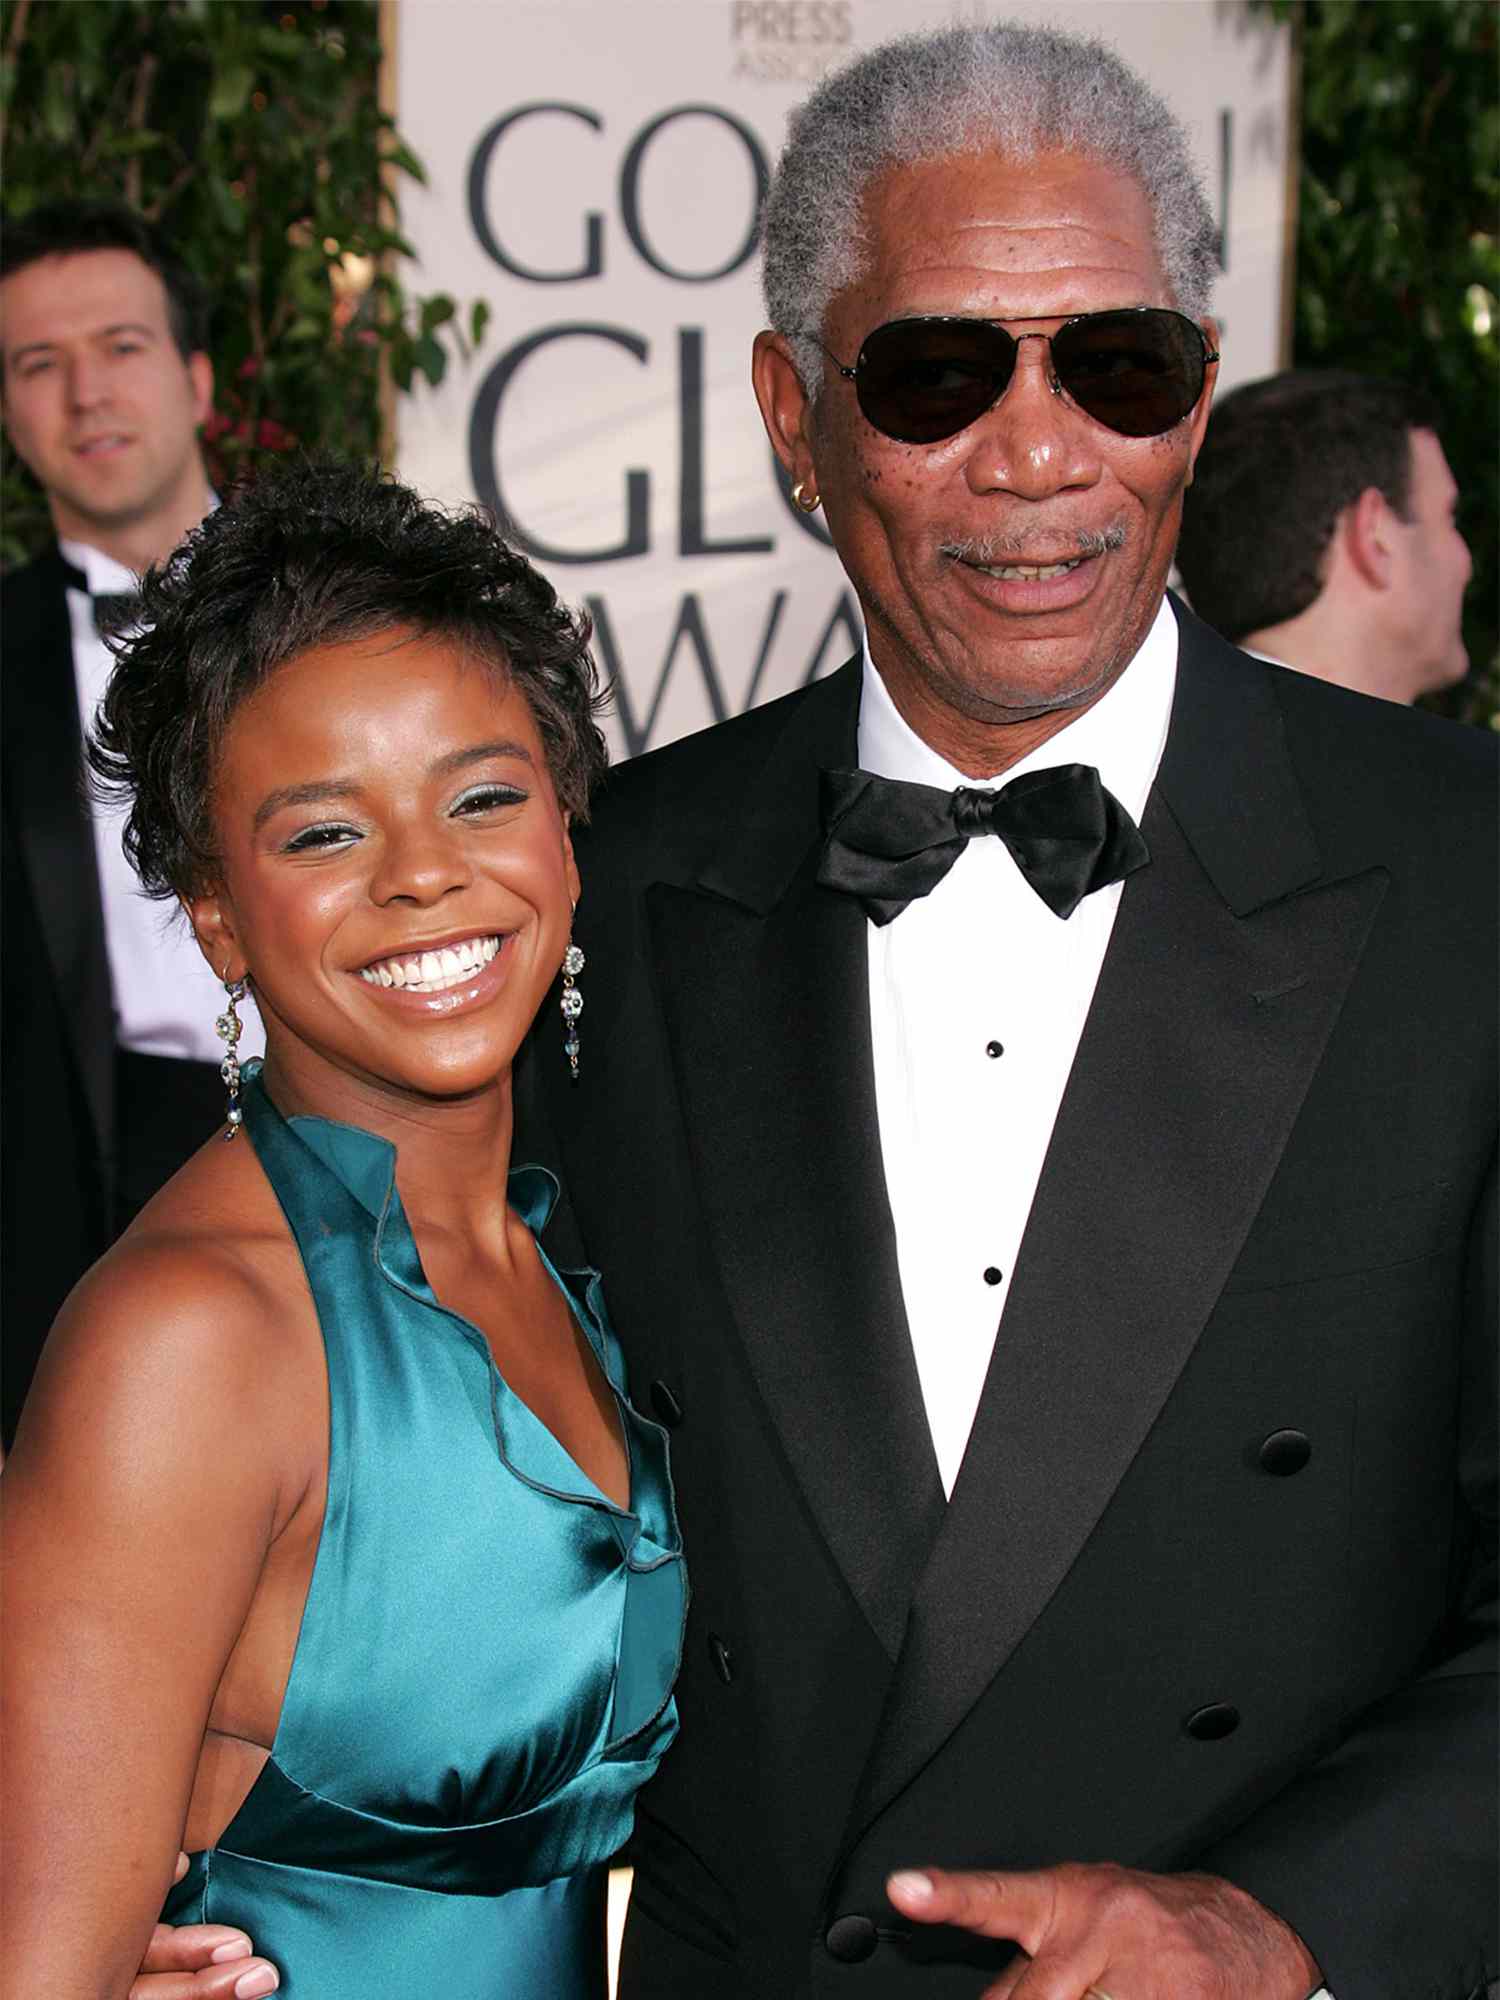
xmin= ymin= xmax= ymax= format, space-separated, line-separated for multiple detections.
xmin=1 ymin=199 xmax=261 ymax=1445
xmin=1175 ymin=369 xmax=1471 ymax=704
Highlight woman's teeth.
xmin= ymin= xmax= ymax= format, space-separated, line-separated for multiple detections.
xmin=358 ymin=935 xmax=501 ymax=993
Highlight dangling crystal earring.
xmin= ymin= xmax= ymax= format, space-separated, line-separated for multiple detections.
xmin=560 ymin=941 xmax=585 ymax=1082
xmin=215 ymin=972 xmax=249 ymax=1139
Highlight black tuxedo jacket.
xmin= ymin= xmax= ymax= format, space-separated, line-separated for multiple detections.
xmin=527 ymin=602 xmax=1496 ymax=1998
xmin=2 ymin=551 xmax=117 ymax=1442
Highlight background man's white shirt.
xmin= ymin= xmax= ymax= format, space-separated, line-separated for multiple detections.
xmin=61 ymin=533 xmax=264 ymax=1064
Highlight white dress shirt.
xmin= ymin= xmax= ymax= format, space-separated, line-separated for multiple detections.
xmin=61 ymin=535 xmax=264 ymax=1063
xmin=860 ymin=596 xmax=1177 ymax=1498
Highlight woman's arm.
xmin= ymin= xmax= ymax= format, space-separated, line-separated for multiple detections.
xmin=1 ymin=1240 xmax=295 ymax=2000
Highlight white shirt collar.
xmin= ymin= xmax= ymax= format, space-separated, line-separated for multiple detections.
xmin=58 ymin=494 xmax=220 ymax=596
xmin=857 ymin=593 xmax=1179 ymax=827
xmin=57 ymin=535 xmax=139 ymax=596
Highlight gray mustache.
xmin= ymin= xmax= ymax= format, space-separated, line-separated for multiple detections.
xmin=940 ymin=524 xmax=1126 ymax=564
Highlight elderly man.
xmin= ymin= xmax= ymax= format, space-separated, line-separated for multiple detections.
xmin=1175 ymin=370 xmax=1473 ymax=704
xmin=135 ymin=21 xmax=1494 ymax=2000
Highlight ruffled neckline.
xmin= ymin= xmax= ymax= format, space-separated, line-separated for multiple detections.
xmin=240 ymin=1061 xmax=681 ymax=1560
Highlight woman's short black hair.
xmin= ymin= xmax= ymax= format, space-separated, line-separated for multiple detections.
xmin=88 ymin=456 xmax=609 ymax=900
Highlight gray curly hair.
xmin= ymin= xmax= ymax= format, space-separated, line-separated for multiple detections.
xmin=762 ymin=21 xmax=1219 ymax=390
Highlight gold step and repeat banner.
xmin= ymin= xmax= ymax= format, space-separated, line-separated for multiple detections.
xmin=392 ymin=0 xmax=1293 ymax=763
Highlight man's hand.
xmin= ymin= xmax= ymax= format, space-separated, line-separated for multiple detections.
xmin=886 ymin=1861 xmax=1322 ymax=2000
xmin=127 ymin=1924 xmax=278 ymax=2000
xmin=128 ymin=1862 xmax=279 ymax=2000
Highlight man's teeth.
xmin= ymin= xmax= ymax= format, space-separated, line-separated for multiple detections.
xmin=974 ymin=558 xmax=1083 ymax=580
xmin=358 ymin=935 xmax=501 ymax=993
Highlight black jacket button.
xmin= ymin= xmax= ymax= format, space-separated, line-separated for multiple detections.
xmin=1258 ymin=1428 xmax=1310 ymax=1476
xmin=1184 ymin=1702 xmax=1241 ymax=1740
xmin=825 ymin=1915 xmax=878 ymax=1962
xmin=650 ymin=1380 xmax=684 ymax=1428
xmin=708 ymin=1633 xmax=734 ymax=1684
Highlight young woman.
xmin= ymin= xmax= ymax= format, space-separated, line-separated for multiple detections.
xmin=1 ymin=460 xmax=685 ymax=2000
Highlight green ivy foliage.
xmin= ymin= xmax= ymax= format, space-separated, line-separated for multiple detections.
xmin=1267 ymin=0 xmax=1498 ymax=725
xmin=0 ymin=0 xmax=487 ymax=566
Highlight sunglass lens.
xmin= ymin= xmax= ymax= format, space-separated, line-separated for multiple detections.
xmin=855 ymin=320 xmax=1014 ymax=444
xmin=1050 ymin=309 xmax=1206 ymax=437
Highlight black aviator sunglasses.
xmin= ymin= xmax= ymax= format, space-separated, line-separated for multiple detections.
xmin=815 ymin=308 xmax=1218 ymax=445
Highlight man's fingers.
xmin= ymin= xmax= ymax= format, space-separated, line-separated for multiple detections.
xmin=978 ymin=1958 xmax=1031 ymax=2000
xmin=887 ymin=1866 xmax=1058 ymax=1947
xmin=127 ymin=1972 xmax=278 ymax=2000
xmin=129 ymin=1926 xmax=278 ymax=2000
xmin=999 ymin=1957 xmax=1113 ymax=2000
xmin=139 ymin=1923 xmax=251 ymax=1972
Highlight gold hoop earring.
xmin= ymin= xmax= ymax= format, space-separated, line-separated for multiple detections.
xmin=791 ymin=480 xmax=821 ymax=514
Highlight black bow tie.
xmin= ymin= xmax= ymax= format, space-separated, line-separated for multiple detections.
xmin=61 ymin=559 xmax=142 ymax=636
xmin=817 ymin=764 xmax=1150 ymax=925
xmin=92 ymin=590 xmax=143 ymax=637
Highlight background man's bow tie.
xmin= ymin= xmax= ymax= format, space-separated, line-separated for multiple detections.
xmin=61 ymin=557 xmax=143 ymax=636
xmin=91 ymin=591 xmax=144 ymax=637
xmin=816 ymin=764 xmax=1150 ymax=924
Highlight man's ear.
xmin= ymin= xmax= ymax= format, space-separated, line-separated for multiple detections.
xmin=1182 ymin=317 xmax=1221 ymax=485
xmin=751 ymin=329 xmax=822 ymax=502
xmin=1343 ymin=485 xmax=1398 ymax=590
xmin=188 ymin=350 xmax=215 ymax=430
xmin=182 ymin=886 xmax=245 ymax=986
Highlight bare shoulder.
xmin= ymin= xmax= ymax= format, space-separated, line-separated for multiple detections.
xmin=15 ymin=1129 xmax=322 ymax=1507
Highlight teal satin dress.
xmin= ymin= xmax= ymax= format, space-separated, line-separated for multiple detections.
xmin=162 ymin=1064 xmax=685 ymax=1997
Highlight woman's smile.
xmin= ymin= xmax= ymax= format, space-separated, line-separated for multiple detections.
xmin=355 ymin=930 xmax=511 ymax=1012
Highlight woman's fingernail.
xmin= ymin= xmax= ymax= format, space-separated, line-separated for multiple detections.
xmin=209 ymin=1938 xmax=252 ymax=1963
xmin=888 ymin=1870 xmax=934 ymax=1903
xmin=234 ymin=1969 xmax=279 ymax=1999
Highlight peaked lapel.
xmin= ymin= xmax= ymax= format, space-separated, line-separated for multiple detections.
xmin=2 ymin=553 xmax=114 ymax=1157
xmin=846 ymin=610 xmax=1389 ymax=1837
xmin=646 ymin=663 xmax=946 ymax=1661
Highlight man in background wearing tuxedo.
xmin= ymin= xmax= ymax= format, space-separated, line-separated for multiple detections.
xmin=1 ymin=201 xmax=261 ymax=1445
xmin=133 ymin=21 xmax=1495 ymax=2000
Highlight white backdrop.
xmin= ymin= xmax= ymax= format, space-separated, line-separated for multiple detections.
xmin=393 ymin=0 xmax=1292 ymax=760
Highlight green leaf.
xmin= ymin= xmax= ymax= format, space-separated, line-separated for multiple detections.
xmin=207 ymin=174 xmax=248 ymax=237
xmin=209 ymin=63 xmax=254 ymax=123
xmin=419 ymin=295 xmax=456 ymax=333
xmin=383 ymin=140 xmax=428 ymax=185
xmin=41 ymin=66 xmax=72 ymax=145
xmin=102 ymin=130 xmax=167 ymax=157
xmin=414 ymin=334 xmax=447 ymax=386
xmin=388 ymin=332 xmax=415 ymax=393
xmin=470 ymin=299 xmax=491 ymax=348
